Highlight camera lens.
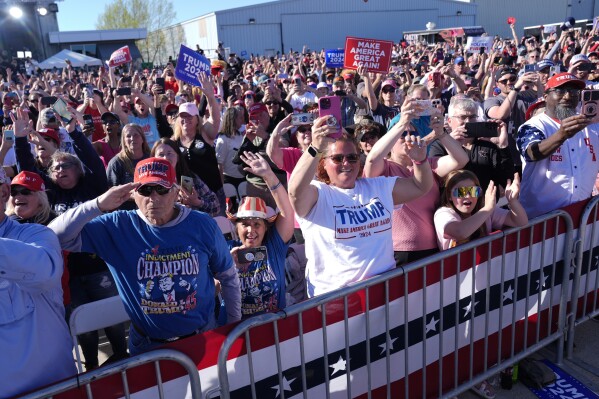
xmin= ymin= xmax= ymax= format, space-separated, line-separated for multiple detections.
xmin=320 ymin=99 xmax=330 ymax=109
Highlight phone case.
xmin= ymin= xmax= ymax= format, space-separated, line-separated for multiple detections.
xmin=318 ymin=96 xmax=342 ymax=139
xmin=237 ymin=246 xmax=268 ymax=262
xmin=181 ymin=176 xmax=194 ymax=194
xmin=51 ymin=98 xmax=72 ymax=123
xmin=465 ymin=122 xmax=499 ymax=138
xmin=291 ymin=113 xmax=315 ymax=126
xmin=3 ymin=130 xmax=14 ymax=141
xmin=582 ymin=90 xmax=599 ymax=123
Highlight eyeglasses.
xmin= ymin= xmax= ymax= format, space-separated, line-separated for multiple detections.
xmin=328 ymin=153 xmax=360 ymax=164
xmin=264 ymin=101 xmax=279 ymax=106
xmin=452 ymin=114 xmax=478 ymax=121
xmin=297 ymin=127 xmax=311 ymax=133
xmin=382 ymin=88 xmax=396 ymax=94
xmin=137 ymin=185 xmax=171 ymax=197
xmin=10 ymin=187 xmax=34 ymax=196
xmin=360 ymin=134 xmax=378 ymax=143
xmin=498 ymin=76 xmax=517 ymax=84
xmin=51 ymin=162 xmax=76 ymax=172
xmin=547 ymin=87 xmax=581 ymax=96
xmin=452 ymin=186 xmax=482 ymax=198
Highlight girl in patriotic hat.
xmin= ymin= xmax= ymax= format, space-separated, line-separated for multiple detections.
xmin=227 ymin=151 xmax=294 ymax=319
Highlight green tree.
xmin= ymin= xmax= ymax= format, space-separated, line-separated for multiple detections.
xmin=96 ymin=0 xmax=183 ymax=65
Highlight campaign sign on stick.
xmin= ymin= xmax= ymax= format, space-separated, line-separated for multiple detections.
xmin=325 ymin=49 xmax=345 ymax=68
xmin=108 ymin=46 xmax=132 ymax=67
xmin=465 ymin=36 xmax=494 ymax=53
xmin=175 ymin=44 xmax=211 ymax=87
xmin=343 ymin=36 xmax=393 ymax=74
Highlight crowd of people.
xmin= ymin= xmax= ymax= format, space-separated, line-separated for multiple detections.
xmin=2 ymin=19 xmax=599 ymax=398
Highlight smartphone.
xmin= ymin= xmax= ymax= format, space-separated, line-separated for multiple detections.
xmin=291 ymin=113 xmax=315 ymax=126
xmin=413 ymin=99 xmax=442 ymax=116
xmin=51 ymin=98 xmax=72 ymax=123
xmin=318 ymin=96 xmax=342 ymax=139
xmin=180 ymin=175 xmax=194 ymax=194
xmin=41 ymin=96 xmax=57 ymax=106
xmin=3 ymin=130 xmax=14 ymax=142
xmin=443 ymin=54 xmax=452 ymax=66
xmin=549 ymin=65 xmax=561 ymax=77
xmin=84 ymin=87 xmax=94 ymax=98
xmin=578 ymin=63 xmax=596 ymax=72
xmin=429 ymin=72 xmax=442 ymax=86
xmin=237 ymin=246 xmax=268 ymax=263
xmin=155 ymin=77 xmax=165 ymax=94
xmin=121 ymin=76 xmax=132 ymax=83
xmin=79 ymin=83 xmax=88 ymax=90
xmin=116 ymin=87 xmax=132 ymax=96
xmin=479 ymin=46 xmax=486 ymax=55
xmin=524 ymin=64 xmax=537 ymax=72
xmin=582 ymin=90 xmax=599 ymax=123
xmin=465 ymin=122 xmax=499 ymax=138
xmin=493 ymin=56 xmax=502 ymax=65
xmin=294 ymin=77 xmax=302 ymax=86
xmin=82 ymin=114 xmax=94 ymax=127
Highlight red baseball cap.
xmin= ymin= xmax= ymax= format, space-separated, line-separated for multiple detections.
xmin=545 ymin=72 xmax=585 ymax=91
xmin=38 ymin=128 xmax=60 ymax=144
xmin=134 ymin=157 xmax=176 ymax=189
xmin=11 ymin=171 xmax=45 ymax=191
xmin=249 ymin=103 xmax=268 ymax=118
xmin=525 ymin=99 xmax=546 ymax=121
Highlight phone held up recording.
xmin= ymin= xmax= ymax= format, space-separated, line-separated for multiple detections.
xmin=465 ymin=122 xmax=499 ymax=138
xmin=318 ymin=96 xmax=342 ymax=139
xmin=582 ymin=89 xmax=599 ymax=123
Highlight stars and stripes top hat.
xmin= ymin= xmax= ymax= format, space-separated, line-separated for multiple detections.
xmin=227 ymin=196 xmax=278 ymax=223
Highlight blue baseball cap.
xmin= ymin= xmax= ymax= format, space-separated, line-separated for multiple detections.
xmin=537 ymin=59 xmax=555 ymax=70
xmin=454 ymin=57 xmax=465 ymax=65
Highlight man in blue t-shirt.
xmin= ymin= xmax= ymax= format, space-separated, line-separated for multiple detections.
xmin=50 ymin=157 xmax=241 ymax=354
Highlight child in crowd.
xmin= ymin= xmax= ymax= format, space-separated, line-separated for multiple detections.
xmin=434 ymin=169 xmax=528 ymax=250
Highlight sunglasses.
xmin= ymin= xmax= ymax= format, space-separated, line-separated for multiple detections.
xmin=498 ymin=76 xmax=517 ymax=84
xmin=382 ymin=88 xmax=396 ymax=93
xmin=166 ymin=112 xmax=178 ymax=117
xmin=10 ymin=187 xmax=34 ymax=196
xmin=328 ymin=153 xmax=360 ymax=164
xmin=51 ymin=162 xmax=76 ymax=172
xmin=102 ymin=120 xmax=120 ymax=125
xmin=264 ymin=101 xmax=279 ymax=106
xmin=297 ymin=127 xmax=311 ymax=133
xmin=452 ymin=186 xmax=483 ymax=198
xmin=245 ymin=95 xmax=254 ymax=99
xmin=137 ymin=185 xmax=171 ymax=197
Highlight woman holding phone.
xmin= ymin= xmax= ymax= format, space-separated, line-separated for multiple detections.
xmin=227 ymin=152 xmax=294 ymax=319
xmin=150 ymin=138 xmax=220 ymax=216
xmin=288 ymin=116 xmax=433 ymax=297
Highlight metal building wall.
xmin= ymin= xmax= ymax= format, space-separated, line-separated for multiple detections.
xmin=213 ymin=0 xmax=476 ymax=56
xmin=470 ymin=0 xmax=578 ymax=39
xmin=177 ymin=13 xmax=220 ymax=58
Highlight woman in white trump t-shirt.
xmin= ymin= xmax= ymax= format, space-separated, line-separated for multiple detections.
xmin=288 ymin=116 xmax=434 ymax=298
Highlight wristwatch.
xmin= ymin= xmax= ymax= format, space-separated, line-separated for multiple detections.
xmin=307 ymin=145 xmax=322 ymax=158
xmin=512 ymin=86 xmax=521 ymax=93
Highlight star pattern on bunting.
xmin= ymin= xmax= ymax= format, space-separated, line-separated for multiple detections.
xmin=329 ymin=355 xmax=347 ymax=376
xmin=271 ymin=375 xmax=296 ymax=398
xmin=463 ymin=298 xmax=479 ymax=317
xmin=379 ymin=334 xmax=398 ymax=355
xmin=425 ymin=315 xmax=439 ymax=334
xmin=503 ymin=284 xmax=514 ymax=303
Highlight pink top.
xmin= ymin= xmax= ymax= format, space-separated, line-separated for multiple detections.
xmin=94 ymin=140 xmax=120 ymax=168
xmin=381 ymin=158 xmax=441 ymax=251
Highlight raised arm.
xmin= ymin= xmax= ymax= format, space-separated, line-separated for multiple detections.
xmin=288 ymin=116 xmax=335 ymax=218
xmin=198 ymin=72 xmax=221 ymax=145
xmin=265 ymin=114 xmax=293 ymax=169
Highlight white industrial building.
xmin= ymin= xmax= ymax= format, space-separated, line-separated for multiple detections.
xmin=165 ymin=0 xmax=477 ymax=60
xmin=158 ymin=0 xmax=599 ymax=62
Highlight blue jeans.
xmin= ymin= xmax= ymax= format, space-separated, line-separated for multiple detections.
xmin=69 ymin=271 xmax=128 ymax=368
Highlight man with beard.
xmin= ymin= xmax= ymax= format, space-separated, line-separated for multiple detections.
xmin=516 ymin=73 xmax=599 ymax=218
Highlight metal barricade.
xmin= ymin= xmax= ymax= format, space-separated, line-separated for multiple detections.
xmin=567 ymin=195 xmax=599 ymax=358
xmin=19 ymin=349 xmax=202 ymax=399
xmin=217 ymin=210 xmax=573 ymax=399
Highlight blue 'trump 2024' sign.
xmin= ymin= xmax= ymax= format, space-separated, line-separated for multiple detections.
xmin=175 ymin=44 xmax=211 ymax=87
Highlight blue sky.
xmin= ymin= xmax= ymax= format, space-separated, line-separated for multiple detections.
xmin=57 ymin=0 xmax=273 ymax=31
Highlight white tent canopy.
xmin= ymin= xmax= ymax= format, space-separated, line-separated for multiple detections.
xmin=38 ymin=49 xmax=103 ymax=69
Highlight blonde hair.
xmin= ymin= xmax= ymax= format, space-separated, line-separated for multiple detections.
xmin=117 ymin=123 xmax=151 ymax=177
xmin=173 ymin=114 xmax=202 ymax=140
xmin=6 ymin=190 xmax=52 ymax=224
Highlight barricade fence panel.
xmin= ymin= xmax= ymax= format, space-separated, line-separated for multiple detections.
xmin=25 ymin=205 xmax=582 ymax=398
xmin=19 ymin=349 xmax=202 ymax=399
xmin=568 ymin=195 xmax=599 ymax=359
xmin=217 ymin=210 xmax=573 ymax=399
